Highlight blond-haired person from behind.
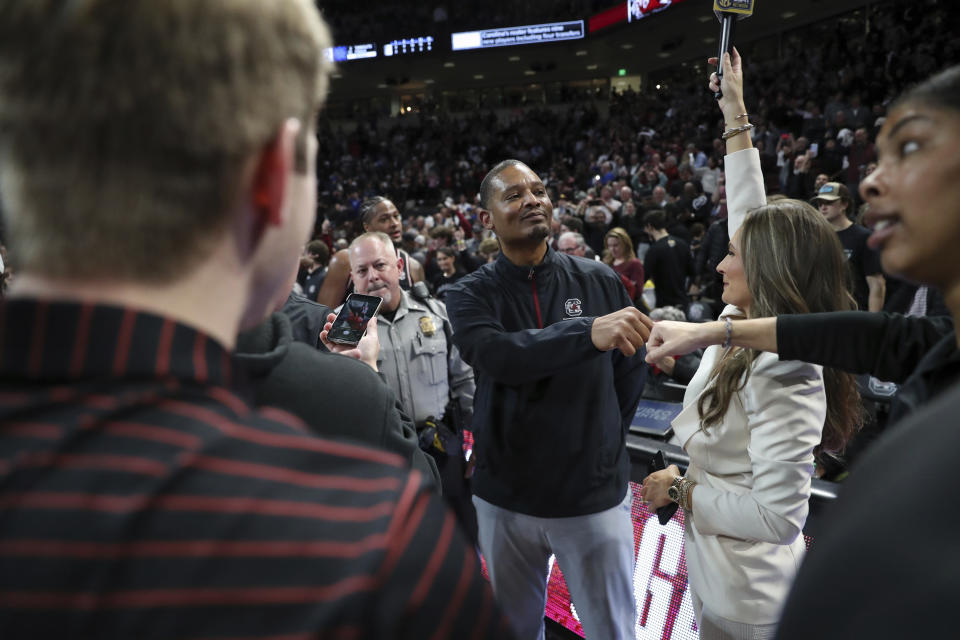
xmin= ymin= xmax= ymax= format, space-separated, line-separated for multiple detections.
xmin=0 ymin=2 xmax=511 ymax=637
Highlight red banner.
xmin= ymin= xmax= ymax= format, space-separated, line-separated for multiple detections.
xmin=590 ymin=0 xmax=690 ymax=33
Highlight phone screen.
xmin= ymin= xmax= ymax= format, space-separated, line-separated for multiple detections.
xmin=328 ymin=294 xmax=383 ymax=345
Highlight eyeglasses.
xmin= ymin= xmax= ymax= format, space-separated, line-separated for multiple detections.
xmin=557 ymin=246 xmax=579 ymax=253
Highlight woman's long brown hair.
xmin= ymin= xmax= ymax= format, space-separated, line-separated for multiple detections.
xmin=697 ymin=200 xmax=864 ymax=454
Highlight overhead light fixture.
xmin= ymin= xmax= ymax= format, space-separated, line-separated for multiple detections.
xmin=621 ymin=43 xmax=634 ymax=49
xmin=377 ymin=83 xmax=388 ymax=88
xmin=524 ymin=70 xmax=536 ymax=76
xmin=331 ymin=73 xmax=342 ymax=79
xmin=781 ymin=11 xmax=797 ymax=18
xmin=703 ymin=36 xmax=716 ymax=44
xmin=657 ymin=52 xmax=671 ymax=58
xmin=473 ymin=74 xmax=484 ymax=80
xmin=443 ymin=61 xmax=455 ymax=68
xmin=586 ymin=64 xmax=598 ymax=70
xmin=508 ymin=55 xmax=520 ymax=62
xmin=575 ymin=50 xmax=588 ymax=56
xmin=424 ymin=78 xmax=435 ymax=84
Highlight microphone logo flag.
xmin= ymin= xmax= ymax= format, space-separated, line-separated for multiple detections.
xmin=714 ymin=0 xmax=754 ymax=16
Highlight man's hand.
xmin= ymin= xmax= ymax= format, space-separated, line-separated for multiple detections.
xmin=320 ymin=313 xmax=380 ymax=371
xmin=590 ymin=307 xmax=653 ymax=356
xmin=645 ymin=320 xmax=723 ymax=364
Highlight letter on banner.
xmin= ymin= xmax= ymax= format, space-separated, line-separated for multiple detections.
xmin=634 ymin=514 xmax=688 ymax=639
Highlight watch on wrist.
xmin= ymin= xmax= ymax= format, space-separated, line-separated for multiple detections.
xmin=667 ymin=476 xmax=683 ymax=503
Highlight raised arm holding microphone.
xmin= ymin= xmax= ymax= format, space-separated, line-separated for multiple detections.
xmin=639 ymin=49 xmax=863 ymax=638
xmin=643 ymin=59 xmax=960 ymax=640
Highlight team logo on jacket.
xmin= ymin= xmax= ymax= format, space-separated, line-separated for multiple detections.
xmin=565 ymin=298 xmax=583 ymax=316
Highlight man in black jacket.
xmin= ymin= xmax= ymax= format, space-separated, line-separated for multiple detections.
xmin=235 ymin=310 xmax=441 ymax=487
xmin=446 ymin=159 xmax=652 ymax=640
xmin=643 ymin=209 xmax=694 ymax=309
xmin=694 ymin=216 xmax=729 ymax=315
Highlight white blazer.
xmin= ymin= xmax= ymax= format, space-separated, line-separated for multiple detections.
xmin=672 ymin=148 xmax=827 ymax=624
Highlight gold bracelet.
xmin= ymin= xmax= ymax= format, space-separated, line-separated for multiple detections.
xmin=680 ymin=477 xmax=697 ymax=511
xmin=724 ymin=113 xmax=749 ymax=128
xmin=721 ymin=123 xmax=754 ymax=140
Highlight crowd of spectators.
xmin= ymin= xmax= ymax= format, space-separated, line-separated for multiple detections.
xmin=309 ymin=0 xmax=958 ymax=321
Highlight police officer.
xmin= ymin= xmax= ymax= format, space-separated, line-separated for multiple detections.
xmin=317 ymin=197 xmax=425 ymax=308
xmin=347 ymin=231 xmax=477 ymax=539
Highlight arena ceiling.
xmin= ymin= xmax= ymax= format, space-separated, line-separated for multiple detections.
xmin=325 ymin=0 xmax=875 ymax=101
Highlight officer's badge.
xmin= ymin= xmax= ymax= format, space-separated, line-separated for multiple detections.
xmin=419 ymin=316 xmax=436 ymax=336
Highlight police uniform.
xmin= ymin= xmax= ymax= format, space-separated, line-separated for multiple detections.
xmin=375 ymin=290 xmax=473 ymax=426
xmin=375 ymin=289 xmax=477 ymax=539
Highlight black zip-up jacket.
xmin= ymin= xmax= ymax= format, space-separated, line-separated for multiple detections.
xmin=446 ymin=247 xmax=647 ymax=517
xmin=235 ymin=312 xmax=441 ymax=488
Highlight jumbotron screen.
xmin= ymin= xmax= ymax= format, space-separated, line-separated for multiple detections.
xmin=540 ymin=481 xmax=813 ymax=638
xmin=451 ymin=20 xmax=585 ymax=51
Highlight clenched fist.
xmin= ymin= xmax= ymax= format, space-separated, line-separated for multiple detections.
xmin=591 ymin=307 xmax=653 ymax=357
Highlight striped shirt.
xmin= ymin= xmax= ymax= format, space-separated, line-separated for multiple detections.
xmin=0 ymin=299 xmax=512 ymax=639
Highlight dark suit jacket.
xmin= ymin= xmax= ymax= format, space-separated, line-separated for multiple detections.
xmin=282 ymin=292 xmax=332 ymax=348
xmin=235 ymin=312 xmax=441 ymax=488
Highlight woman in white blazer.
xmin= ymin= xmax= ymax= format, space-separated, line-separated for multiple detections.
xmin=640 ymin=50 xmax=863 ymax=639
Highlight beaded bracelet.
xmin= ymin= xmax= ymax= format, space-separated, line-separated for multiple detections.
xmin=721 ymin=317 xmax=733 ymax=349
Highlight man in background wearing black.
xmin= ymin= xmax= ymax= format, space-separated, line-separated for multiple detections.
xmin=643 ymin=209 xmax=694 ymax=309
xmin=297 ymin=239 xmax=329 ymax=301
xmin=812 ymin=182 xmax=886 ymax=311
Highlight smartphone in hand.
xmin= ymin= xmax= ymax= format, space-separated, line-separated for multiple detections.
xmin=327 ymin=294 xmax=383 ymax=346
xmin=651 ymin=450 xmax=679 ymax=525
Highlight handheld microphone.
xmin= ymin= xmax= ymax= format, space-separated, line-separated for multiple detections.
xmin=713 ymin=0 xmax=755 ymax=99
